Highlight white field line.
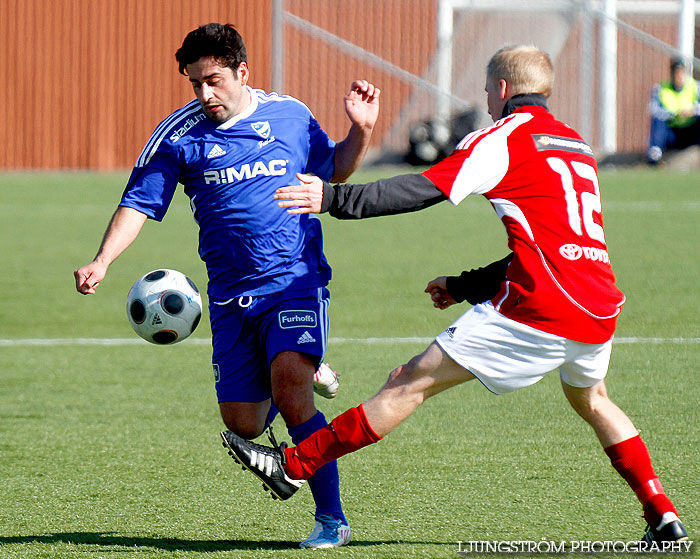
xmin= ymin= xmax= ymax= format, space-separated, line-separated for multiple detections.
xmin=0 ymin=336 xmax=699 ymax=347
xmin=1 ymin=201 xmax=698 ymax=217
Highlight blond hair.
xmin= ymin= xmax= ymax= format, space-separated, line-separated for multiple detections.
xmin=486 ymin=45 xmax=554 ymax=98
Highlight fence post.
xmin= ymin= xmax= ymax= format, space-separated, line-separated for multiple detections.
xmin=579 ymin=0 xmax=594 ymax=144
xmin=272 ymin=0 xmax=285 ymax=94
xmin=679 ymin=0 xmax=695 ymax=71
xmin=436 ymin=0 xmax=453 ymax=126
xmin=600 ymin=0 xmax=618 ymax=154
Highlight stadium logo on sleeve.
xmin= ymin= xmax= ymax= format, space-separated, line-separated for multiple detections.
xmin=279 ymin=310 xmax=317 ymax=329
xmin=169 ymin=114 xmax=206 ymax=142
xmin=532 ymin=134 xmax=594 ymax=156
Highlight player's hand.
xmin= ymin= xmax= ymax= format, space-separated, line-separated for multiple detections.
xmin=344 ymin=80 xmax=380 ymax=130
xmin=74 ymin=261 xmax=108 ymax=295
xmin=425 ymin=276 xmax=457 ymax=310
xmin=274 ymin=173 xmax=324 ymax=214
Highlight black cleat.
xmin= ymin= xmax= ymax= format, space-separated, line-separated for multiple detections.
xmin=642 ymin=519 xmax=688 ymax=544
xmin=220 ymin=430 xmax=304 ymax=501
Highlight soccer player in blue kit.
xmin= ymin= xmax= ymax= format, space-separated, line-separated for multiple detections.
xmin=74 ymin=23 xmax=380 ymax=548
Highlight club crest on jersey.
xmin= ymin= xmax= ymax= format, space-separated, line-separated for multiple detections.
xmin=203 ymin=159 xmax=287 ymax=185
xmin=251 ymin=121 xmax=271 ymax=139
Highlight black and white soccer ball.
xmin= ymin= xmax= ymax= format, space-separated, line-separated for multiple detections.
xmin=126 ymin=269 xmax=202 ymax=345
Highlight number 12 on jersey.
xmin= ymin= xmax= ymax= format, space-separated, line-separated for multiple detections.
xmin=546 ymin=157 xmax=605 ymax=244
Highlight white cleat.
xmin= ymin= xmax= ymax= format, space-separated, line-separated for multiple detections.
xmin=313 ymin=363 xmax=340 ymax=399
xmin=299 ymin=514 xmax=352 ymax=548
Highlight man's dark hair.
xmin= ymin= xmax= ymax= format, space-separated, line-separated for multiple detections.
xmin=175 ymin=23 xmax=247 ymax=75
xmin=670 ymin=57 xmax=685 ymax=72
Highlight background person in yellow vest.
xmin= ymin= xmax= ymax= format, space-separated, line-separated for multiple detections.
xmin=648 ymin=58 xmax=700 ymax=164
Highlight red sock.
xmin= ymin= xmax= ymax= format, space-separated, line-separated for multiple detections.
xmin=604 ymin=434 xmax=677 ymax=527
xmin=284 ymin=404 xmax=382 ymax=479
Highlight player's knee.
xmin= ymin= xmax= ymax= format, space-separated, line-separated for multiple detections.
xmin=276 ymin=397 xmax=316 ymax=428
xmin=272 ymin=380 xmax=315 ymax=423
xmin=219 ymin=406 xmax=266 ymax=439
xmin=223 ymin=420 xmax=265 ymax=440
xmin=570 ymin=391 xmax=610 ymax=422
xmin=386 ymin=364 xmax=408 ymax=385
xmin=385 ymin=361 xmax=425 ymax=387
xmin=383 ymin=360 xmax=432 ymax=401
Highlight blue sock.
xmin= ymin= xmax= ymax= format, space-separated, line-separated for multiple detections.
xmin=287 ymin=410 xmax=347 ymax=524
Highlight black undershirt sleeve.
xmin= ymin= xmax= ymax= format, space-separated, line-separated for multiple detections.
xmin=320 ymin=173 xmax=446 ymax=219
xmin=320 ymin=172 xmax=512 ymax=306
xmin=445 ymin=253 xmax=514 ymax=305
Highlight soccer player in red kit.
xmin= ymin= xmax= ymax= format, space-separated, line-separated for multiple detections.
xmin=221 ymin=45 xmax=687 ymax=544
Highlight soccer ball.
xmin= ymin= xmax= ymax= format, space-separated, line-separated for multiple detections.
xmin=126 ymin=269 xmax=202 ymax=345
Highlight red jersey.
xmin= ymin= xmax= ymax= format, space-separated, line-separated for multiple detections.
xmin=423 ymin=105 xmax=625 ymax=343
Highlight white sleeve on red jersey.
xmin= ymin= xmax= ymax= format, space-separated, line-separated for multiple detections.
xmin=424 ymin=113 xmax=534 ymax=204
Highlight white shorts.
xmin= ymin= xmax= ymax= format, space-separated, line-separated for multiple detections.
xmin=435 ymin=302 xmax=612 ymax=395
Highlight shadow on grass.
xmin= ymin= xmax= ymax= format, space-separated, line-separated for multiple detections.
xmin=0 ymin=532 xmax=454 ymax=552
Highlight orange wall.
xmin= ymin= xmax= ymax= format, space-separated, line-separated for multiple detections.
xmin=283 ymin=0 xmax=436 ymax=160
xmin=0 ymin=0 xmax=272 ymax=169
xmin=0 ymin=1 xmax=687 ymax=169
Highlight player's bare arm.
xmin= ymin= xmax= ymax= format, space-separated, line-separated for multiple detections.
xmin=331 ymin=80 xmax=381 ymax=182
xmin=74 ymin=206 xmax=147 ymax=295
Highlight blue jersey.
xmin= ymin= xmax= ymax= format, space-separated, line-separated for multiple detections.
xmin=120 ymin=87 xmax=336 ymax=299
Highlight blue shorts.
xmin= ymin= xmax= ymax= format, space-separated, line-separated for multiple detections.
xmin=210 ymin=287 xmax=330 ymax=403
